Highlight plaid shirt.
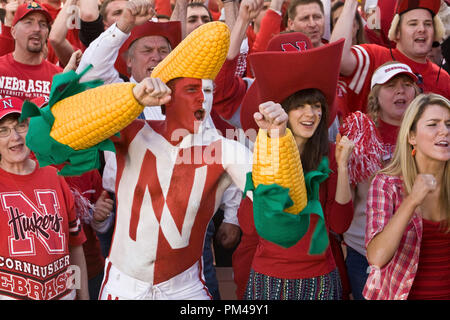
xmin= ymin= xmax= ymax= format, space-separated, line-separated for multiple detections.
xmin=364 ymin=174 xmax=423 ymax=300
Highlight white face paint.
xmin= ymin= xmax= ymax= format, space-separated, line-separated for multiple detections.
xmin=202 ymin=79 xmax=214 ymax=116
xmin=198 ymin=79 xmax=215 ymax=132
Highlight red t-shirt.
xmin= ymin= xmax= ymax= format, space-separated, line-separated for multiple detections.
xmin=343 ymin=44 xmax=450 ymax=113
xmin=0 ymin=5 xmax=83 ymax=66
xmin=0 ymin=163 xmax=86 ymax=300
xmin=0 ymin=53 xmax=62 ymax=100
xmin=408 ymin=219 xmax=450 ymax=300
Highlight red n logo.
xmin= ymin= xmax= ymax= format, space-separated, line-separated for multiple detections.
xmin=281 ymin=41 xmax=308 ymax=52
xmin=1 ymin=191 xmax=65 ymax=256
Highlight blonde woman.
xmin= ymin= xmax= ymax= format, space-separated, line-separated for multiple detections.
xmin=364 ymin=93 xmax=450 ymax=300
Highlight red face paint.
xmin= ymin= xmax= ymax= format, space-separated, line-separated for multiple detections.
xmin=165 ymin=78 xmax=207 ymax=135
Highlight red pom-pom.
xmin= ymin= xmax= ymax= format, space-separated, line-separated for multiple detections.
xmin=339 ymin=112 xmax=385 ymax=185
xmin=71 ymin=188 xmax=94 ymax=225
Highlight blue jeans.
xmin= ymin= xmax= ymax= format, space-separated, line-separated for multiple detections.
xmin=202 ymin=220 xmax=221 ymax=300
xmin=345 ymin=246 xmax=369 ymax=300
xmin=89 ymin=270 xmax=104 ymax=300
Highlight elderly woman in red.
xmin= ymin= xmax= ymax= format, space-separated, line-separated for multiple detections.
xmin=365 ymin=93 xmax=450 ymax=300
xmin=0 ymin=97 xmax=89 ymax=300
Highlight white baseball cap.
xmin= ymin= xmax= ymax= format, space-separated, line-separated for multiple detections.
xmin=371 ymin=62 xmax=418 ymax=89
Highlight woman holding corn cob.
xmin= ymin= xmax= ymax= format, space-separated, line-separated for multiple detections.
xmin=236 ymin=38 xmax=355 ymax=300
xmin=0 ymin=97 xmax=89 ymax=300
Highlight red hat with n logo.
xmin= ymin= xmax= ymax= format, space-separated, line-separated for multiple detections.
xmin=241 ymin=32 xmax=314 ymax=133
xmin=0 ymin=97 xmax=24 ymax=121
xmin=240 ymin=32 xmax=343 ymax=132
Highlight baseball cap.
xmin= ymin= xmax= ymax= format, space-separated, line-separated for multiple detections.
xmin=30 ymin=96 xmax=49 ymax=108
xmin=12 ymin=1 xmax=53 ymax=27
xmin=370 ymin=62 xmax=418 ymax=89
xmin=0 ymin=97 xmax=24 ymax=121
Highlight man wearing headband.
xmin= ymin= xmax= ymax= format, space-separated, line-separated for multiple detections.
xmin=330 ymin=0 xmax=450 ymax=113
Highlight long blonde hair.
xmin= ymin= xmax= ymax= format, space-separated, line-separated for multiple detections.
xmin=380 ymin=93 xmax=450 ymax=231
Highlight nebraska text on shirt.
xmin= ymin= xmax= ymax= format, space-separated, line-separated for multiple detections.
xmin=0 ymin=76 xmax=51 ymax=95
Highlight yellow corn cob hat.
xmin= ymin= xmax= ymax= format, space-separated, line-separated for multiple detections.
xmin=151 ymin=21 xmax=230 ymax=83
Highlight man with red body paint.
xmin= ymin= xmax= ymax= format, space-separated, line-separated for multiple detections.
xmin=96 ymin=68 xmax=291 ymax=299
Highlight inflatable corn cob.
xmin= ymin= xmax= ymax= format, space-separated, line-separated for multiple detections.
xmin=151 ymin=21 xmax=230 ymax=82
xmin=50 ymin=82 xmax=141 ymax=150
xmin=252 ymin=128 xmax=307 ymax=215
xmin=249 ymin=128 xmax=330 ymax=253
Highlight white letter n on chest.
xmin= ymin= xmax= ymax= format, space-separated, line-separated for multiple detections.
xmin=159 ymin=165 xmax=207 ymax=249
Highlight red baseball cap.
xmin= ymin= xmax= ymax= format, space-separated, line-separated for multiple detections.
xmin=0 ymin=97 xmax=24 ymax=121
xmin=12 ymin=1 xmax=53 ymax=27
xmin=30 ymin=96 xmax=49 ymax=108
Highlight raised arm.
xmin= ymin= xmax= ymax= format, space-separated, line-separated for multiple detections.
xmin=77 ymin=0 xmax=155 ymax=83
xmin=227 ymin=0 xmax=264 ymax=59
xmin=366 ymin=174 xmax=437 ymax=268
xmin=222 ymin=101 xmax=309 ymax=249
xmin=251 ymin=0 xmax=285 ymax=53
xmin=222 ymin=0 xmax=239 ymax=31
xmin=329 ymin=0 xmax=359 ymax=76
xmin=334 ymin=134 xmax=355 ymax=205
xmin=79 ymin=0 xmax=100 ymax=22
xmin=170 ymin=0 xmax=188 ymax=38
xmin=48 ymin=0 xmax=78 ymax=67
xmin=0 ymin=0 xmax=20 ymax=56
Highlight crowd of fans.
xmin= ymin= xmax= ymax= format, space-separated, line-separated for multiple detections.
xmin=0 ymin=0 xmax=449 ymax=300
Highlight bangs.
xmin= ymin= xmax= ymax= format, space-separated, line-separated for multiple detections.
xmin=281 ymin=88 xmax=328 ymax=115
xmin=0 ymin=113 xmax=20 ymax=126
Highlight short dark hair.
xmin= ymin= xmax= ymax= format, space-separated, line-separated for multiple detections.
xmin=100 ymin=0 xmax=119 ymax=22
xmin=288 ymin=0 xmax=324 ymax=20
xmin=0 ymin=113 xmax=20 ymax=126
xmin=281 ymin=88 xmax=329 ymax=172
xmin=187 ymin=2 xmax=213 ymax=22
